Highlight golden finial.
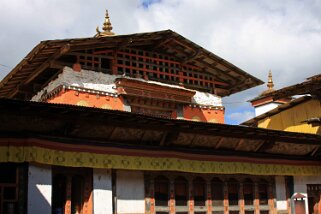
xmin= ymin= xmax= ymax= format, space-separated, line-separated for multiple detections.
xmin=267 ymin=70 xmax=274 ymax=90
xmin=95 ymin=9 xmax=115 ymax=38
xmin=260 ymin=70 xmax=275 ymax=96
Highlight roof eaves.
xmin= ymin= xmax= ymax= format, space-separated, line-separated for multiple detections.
xmin=241 ymin=95 xmax=312 ymax=126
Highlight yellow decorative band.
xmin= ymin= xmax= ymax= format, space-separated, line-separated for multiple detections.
xmin=0 ymin=145 xmax=320 ymax=176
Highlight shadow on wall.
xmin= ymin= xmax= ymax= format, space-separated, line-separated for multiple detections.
xmin=28 ymin=166 xmax=52 ymax=214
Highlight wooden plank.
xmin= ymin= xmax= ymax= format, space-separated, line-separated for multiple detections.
xmin=235 ymin=139 xmax=245 ymax=151
xmin=215 ymin=137 xmax=225 ymax=149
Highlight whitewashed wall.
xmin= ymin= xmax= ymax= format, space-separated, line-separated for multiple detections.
xmin=292 ymin=176 xmax=321 ymax=214
xmin=116 ymin=170 xmax=145 ymax=214
xmin=93 ymin=168 xmax=113 ymax=214
xmin=275 ymin=176 xmax=288 ymax=211
xmin=255 ymin=102 xmax=279 ymax=116
xmin=27 ymin=164 xmax=52 ymax=214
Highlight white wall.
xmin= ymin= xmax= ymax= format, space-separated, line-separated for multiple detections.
xmin=292 ymin=176 xmax=321 ymax=214
xmin=93 ymin=168 xmax=113 ymax=214
xmin=27 ymin=164 xmax=52 ymax=214
xmin=116 ymin=170 xmax=145 ymax=214
xmin=275 ymin=176 xmax=288 ymax=211
xmin=255 ymin=103 xmax=279 ymax=116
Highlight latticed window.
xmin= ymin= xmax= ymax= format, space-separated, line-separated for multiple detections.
xmin=211 ymin=177 xmax=224 ymax=206
xmin=193 ymin=177 xmax=206 ymax=206
xmin=147 ymin=173 xmax=274 ymax=214
xmin=258 ymin=179 xmax=269 ymax=205
xmin=243 ymin=178 xmax=254 ymax=205
xmin=228 ymin=178 xmax=239 ymax=206
xmin=154 ymin=176 xmax=169 ymax=206
xmin=175 ymin=176 xmax=188 ymax=206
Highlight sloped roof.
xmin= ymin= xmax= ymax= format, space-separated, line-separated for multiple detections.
xmin=257 ymin=74 xmax=321 ymax=100
xmin=0 ymin=98 xmax=320 ymax=161
xmin=0 ymin=30 xmax=263 ymax=99
xmin=242 ymin=96 xmax=312 ymax=126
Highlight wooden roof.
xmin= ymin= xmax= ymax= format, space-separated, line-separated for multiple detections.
xmin=0 ymin=98 xmax=320 ymax=162
xmin=0 ymin=30 xmax=263 ymax=99
xmin=255 ymin=74 xmax=321 ymax=101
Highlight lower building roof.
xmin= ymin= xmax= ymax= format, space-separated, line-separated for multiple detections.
xmin=0 ymin=98 xmax=320 ymax=162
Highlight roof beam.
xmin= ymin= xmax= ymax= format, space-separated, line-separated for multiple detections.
xmin=24 ymin=44 xmax=70 ymax=85
xmin=256 ymin=140 xmax=275 ymax=152
xmin=215 ymin=137 xmax=225 ymax=149
xmin=235 ymin=139 xmax=245 ymax=151
xmin=159 ymin=131 xmax=179 ymax=146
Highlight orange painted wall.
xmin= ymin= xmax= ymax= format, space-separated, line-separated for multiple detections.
xmin=183 ymin=106 xmax=224 ymax=123
xmin=47 ymin=90 xmax=125 ymax=111
xmin=46 ymin=90 xmax=224 ymax=123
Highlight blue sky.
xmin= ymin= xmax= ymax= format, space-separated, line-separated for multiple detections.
xmin=141 ymin=0 xmax=162 ymax=8
xmin=1 ymin=0 xmax=321 ymax=124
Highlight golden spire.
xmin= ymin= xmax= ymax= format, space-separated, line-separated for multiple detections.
xmin=260 ymin=70 xmax=275 ymax=96
xmin=95 ymin=9 xmax=115 ymax=38
xmin=267 ymin=70 xmax=274 ymax=90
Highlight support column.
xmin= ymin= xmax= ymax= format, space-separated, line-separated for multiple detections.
xmin=254 ymin=182 xmax=259 ymax=214
xmin=150 ymin=178 xmax=155 ymax=214
xmin=65 ymin=176 xmax=72 ymax=214
xmin=112 ymin=50 xmax=118 ymax=75
xmin=206 ymin=179 xmax=212 ymax=214
xmin=188 ymin=177 xmax=194 ymax=214
xmin=27 ymin=164 xmax=52 ymax=214
xmin=169 ymin=180 xmax=175 ymax=214
xmin=223 ymin=181 xmax=229 ymax=214
xmin=239 ymin=182 xmax=245 ymax=214
xmin=93 ymin=168 xmax=112 ymax=214
xmin=268 ymin=182 xmax=276 ymax=214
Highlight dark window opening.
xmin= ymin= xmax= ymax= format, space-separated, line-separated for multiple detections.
xmin=243 ymin=179 xmax=254 ymax=205
xmin=52 ymin=174 xmax=67 ymax=214
xmin=155 ymin=176 xmax=169 ymax=206
xmin=211 ymin=178 xmax=224 ymax=206
xmin=193 ymin=177 xmax=206 ymax=206
xmin=71 ymin=176 xmax=84 ymax=214
xmin=58 ymin=55 xmax=77 ymax=66
xmin=258 ymin=180 xmax=269 ymax=205
xmin=52 ymin=167 xmax=92 ymax=214
xmin=101 ymin=58 xmax=111 ymax=73
xmin=228 ymin=179 xmax=239 ymax=206
xmin=175 ymin=177 xmax=188 ymax=206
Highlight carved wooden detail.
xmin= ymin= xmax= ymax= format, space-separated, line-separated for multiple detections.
xmin=116 ymin=77 xmax=195 ymax=103
xmin=266 ymin=142 xmax=317 ymax=155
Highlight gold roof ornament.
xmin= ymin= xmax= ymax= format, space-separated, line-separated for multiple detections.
xmin=95 ymin=9 xmax=115 ymax=38
xmin=261 ymin=70 xmax=275 ymax=95
xmin=267 ymin=70 xmax=274 ymax=90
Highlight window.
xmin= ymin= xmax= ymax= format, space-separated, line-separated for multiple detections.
xmin=243 ymin=178 xmax=254 ymax=205
xmin=154 ymin=176 xmax=169 ymax=206
xmin=211 ymin=177 xmax=224 ymax=206
xmin=52 ymin=167 xmax=92 ymax=214
xmin=258 ymin=179 xmax=269 ymax=205
xmin=193 ymin=177 xmax=206 ymax=206
xmin=175 ymin=177 xmax=188 ymax=206
xmin=228 ymin=178 xmax=239 ymax=206
xmin=0 ymin=163 xmax=19 ymax=214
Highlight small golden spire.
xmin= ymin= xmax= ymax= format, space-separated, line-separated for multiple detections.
xmin=95 ymin=9 xmax=115 ymax=38
xmin=267 ymin=70 xmax=274 ymax=90
xmin=260 ymin=70 xmax=275 ymax=96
